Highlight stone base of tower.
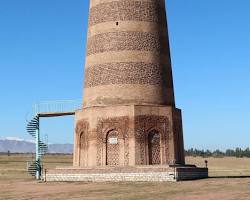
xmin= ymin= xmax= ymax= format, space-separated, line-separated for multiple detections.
xmin=43 ymin=165 xmax=208 ymax=182
xmin=73 ymin=104 xmax=185 ymax=167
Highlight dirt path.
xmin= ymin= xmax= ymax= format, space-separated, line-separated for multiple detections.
xmin=1 ymin=178 xmax=249 ymax=200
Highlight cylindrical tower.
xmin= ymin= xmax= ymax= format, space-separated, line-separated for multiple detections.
xmin=74 ymin=0 xmax=185 ymax=168
xmin=83 ymin=0 xmax=175 ymax=107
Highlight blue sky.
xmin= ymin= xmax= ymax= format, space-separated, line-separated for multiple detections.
xmin=0 ymin=0 xmax=249 ymax=150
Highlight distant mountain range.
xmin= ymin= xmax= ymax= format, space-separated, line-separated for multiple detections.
xmin=0 ymin=137 xmax=73 ymax=154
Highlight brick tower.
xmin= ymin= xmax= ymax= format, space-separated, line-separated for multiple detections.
xmin=73 ymin=0 xmax=185 ymax=167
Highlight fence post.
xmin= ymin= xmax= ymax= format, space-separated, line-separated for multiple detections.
xmin=44 ymin=169 xmax=47 ymax=182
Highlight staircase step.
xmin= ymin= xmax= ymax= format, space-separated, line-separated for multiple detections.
xmin=27 ymin=125 xmax=38 ymax=129
xmin=27 ymin=129 xmax=36 ymax=132
xmin=27 ymin=126 xmax=37 ymax=129
xmin=28 ymin=122 xmax=38 ymax=126
xmin=27 ymin=130 xmax=37 ymax=133
xmin=27 ymin=130 xmax=36 ymax=133
xmin=27 ymin=125 xmax=36 ymax=127
xmin=27 ymin=130 xmax=36 ymax=134
xmin=27 ymin=161 xmax=40 ymax=177
xmin=27 ymin=124 xmax=38 ymax=128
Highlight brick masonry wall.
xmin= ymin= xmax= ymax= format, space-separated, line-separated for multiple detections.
xmin=84 ymin=62 xmax=172 ymax=88
xmin=83 ymin=0 xmax=175 ymax=107
xmin=87 ymin=31 xmax=167 ymax=56
xmin=44 ymin=172 xmax=176 ymax=182
xmin=88 ymin=1 xmax=166 ymax=26
xmin=43 ymin=166 xmax=208 ymax=182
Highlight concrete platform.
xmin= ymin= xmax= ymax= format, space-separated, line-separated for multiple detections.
xmin=43 ymin=165 xmax=208 ymax=182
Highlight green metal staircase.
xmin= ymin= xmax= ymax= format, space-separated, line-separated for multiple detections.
xmin=26 ymin=116 xmax=48 ymax=178
xmin=26 ymin=100 xmax=81 ymax=180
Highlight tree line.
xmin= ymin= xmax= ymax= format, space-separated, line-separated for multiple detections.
xmin=185 ymin=147 xmax=250 ymax=158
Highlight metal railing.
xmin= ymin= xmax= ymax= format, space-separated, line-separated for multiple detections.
xmin=32 ymin=99 xmax=82 ymax=115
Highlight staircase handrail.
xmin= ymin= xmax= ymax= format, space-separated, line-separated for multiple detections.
xmin=32 ymin=99 xmax=82 ymax=115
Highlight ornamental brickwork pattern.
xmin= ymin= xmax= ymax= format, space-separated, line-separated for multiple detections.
xmin=135 ymin=115 xmax=170 ymax=165
xmin=106 ymin=130 xmax=120 ymax=165
xmin=84 ymin=62 xmax=172 ymax=88
xmin=148 ymin=130 xmax=161 ymax=165
xmin=96 ymin=117 xmax=129 ymax=166
xmin=89 ymin=1 xmax=165 ymax=26
xmin=87 ymin=31 xmax=167 ymax=56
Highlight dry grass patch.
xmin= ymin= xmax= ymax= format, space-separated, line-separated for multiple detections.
xmin=186 ymin=156 xmax=250 ymax=176
xmin=0 ymin=154 xmax=249 ymax=200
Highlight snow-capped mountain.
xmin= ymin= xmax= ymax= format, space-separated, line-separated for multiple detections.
xmin=0 ymin=137 xmax=73 ymax=154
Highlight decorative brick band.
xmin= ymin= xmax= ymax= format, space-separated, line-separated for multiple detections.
xmin=83 ymin=85 xmax=175 ymax=106
xmin=87 ymin=31 xmax=167 ymax=56
xmin=90 ymin=0 xmax=165 ymax=9
xmin=87 ymin=21 xmax=164 ymax=38
xmin=89 ymin=1 xmax=166 ymax=26
xmin=85 ymin=51 xmax=169 ymax=69
xmin=84 ymin=62 xmax=172 ymax=88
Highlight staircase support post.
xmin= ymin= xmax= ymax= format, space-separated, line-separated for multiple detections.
xmin=35 ymin=116 xmax=41 ymax=180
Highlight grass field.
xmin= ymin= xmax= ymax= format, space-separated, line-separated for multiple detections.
xmin=0 ymin=154 xmax=249 ymax=200
xmin=0 ymin=154 xmax=72 ymax=180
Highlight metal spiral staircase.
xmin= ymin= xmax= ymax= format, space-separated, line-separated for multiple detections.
xmin=26 ymin=100 xmax=81 ymax=180
xmin=26 ymin=116 xmax=48 ymax=178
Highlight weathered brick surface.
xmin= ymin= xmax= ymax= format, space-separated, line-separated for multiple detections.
xmin=89 ymin=1 xmax=165 ymax=26
xmin=73 ymin=105 xmax=184 ymax=167
xmin=43 ymin=166 xmax=208 ymax=182
xmin=83 ymin=0 xmax=173 ymax=107
xmin=87 ymin=21 xmax=165 ymax=39
xmin=47 ymin=166 xmax=174 ymax=174
xmin=67 ymin=0 xmax=204 ymax=183
xmin=85 ymin=51 xmax=169 ymax=69
xmin=83 ymin=85 xmax=174 ymax=106
xmin=44 ymin=173 xmax=176 ymax=182
xmin=87 ymin=31 xmax=167 ymax=56
xmin=84 ymin=62 xmax=172 ymax=88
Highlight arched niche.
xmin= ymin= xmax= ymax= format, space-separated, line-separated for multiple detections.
xmin=147 ymin=129 xmax=161 ymax=165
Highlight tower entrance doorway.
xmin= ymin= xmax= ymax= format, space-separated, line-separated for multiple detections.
xmin=148 ymin=130 xmax=161 ymax=165
xmin=106 ymin=130 xmax=120 ymax=166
